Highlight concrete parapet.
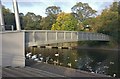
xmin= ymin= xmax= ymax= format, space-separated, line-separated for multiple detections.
xmin=0 ymin=31 xmax=25 ymax=67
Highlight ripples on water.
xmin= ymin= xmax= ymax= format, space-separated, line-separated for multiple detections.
xmin=26 ymin=47 xmax=119 ymax=78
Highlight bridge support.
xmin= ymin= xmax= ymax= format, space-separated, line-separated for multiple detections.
xmin=0 ymin=0 xmax=5 ymax=31
xmin=12 ymin=0 xmax=21 ymax=31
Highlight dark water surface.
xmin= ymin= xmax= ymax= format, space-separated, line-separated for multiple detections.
xmin=26 ymin=47 xmax=119 ymax=78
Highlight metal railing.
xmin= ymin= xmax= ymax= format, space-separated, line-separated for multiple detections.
xmin=0 ymin=25 xmax=14 ymax=31
xmin=24 ymin=30 xmax=110 ymax=46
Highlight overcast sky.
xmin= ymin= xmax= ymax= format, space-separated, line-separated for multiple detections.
xmin=1 ymin=0 xmax=117 ymax=17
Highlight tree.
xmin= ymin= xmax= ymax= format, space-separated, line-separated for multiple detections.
xmin=2 ymin=6 xmax=16 ymax=30
xmin=3 ymin=5 xmax=25 ymax=30
xmin=95 ymin=2 xmax=119 ymax=44
xmin=109 ymin=2 xmax=118 ymax=12
xmin=2 ymin=6 xmax=11 ymax=15
xmin=82 ymin=17 xmax=96 ymax=32
xmin=24 ymin=12 xmax=42 ymax=30
xmin=51 ymin=12 xmax=78 ymax=31
xmin=40 ymin=6 xmax=62 ymax=30
xmin=40 ymin=14 xmax=57 ymax=30
xmin=119 ymin=1 xmax=120 ymax=15
xmin=19 ymin=13 xmax=24 ymax=30
xmin=45 ymin=6 xmax=62 ymax=16
xmin=71 ymin=2 xmax=97 ymax=22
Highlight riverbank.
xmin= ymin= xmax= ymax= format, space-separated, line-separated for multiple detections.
xmin=75 ymin=46 xmax=120 ymax=51
xmin=44 ymin=42 xmax=120 ymax=51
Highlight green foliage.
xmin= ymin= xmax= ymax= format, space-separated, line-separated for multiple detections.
xmin=87 ymin=41 xmax=109 ymax=47
xmin=40 ymin=14 xmax=57 ymax=30
xmin=82 ymin=17 xmax=97 ymax=31
xmin=45 ymin=6 xmax=62 ymax=16
xmin=96 ymin=2 xmax=119 ymax=44
xmin=40 ymin=6 xmax=61 ymax=30
xmin=71 ymin=2 xmax=97 ymax=22
xmin=78 ymin=2 xmax=120 ymax=47
xmin=2 ymin=6 xmax=11 ymax=15
xmin=51 ymin=12 xmax=78 ymax=31
xmin=2 ymin=6 xmax=16 ymax=30
xmin=3 ymin=6 xmax=25 ymax=30
xmin=24 ymin=12 xmax=42 ymax=30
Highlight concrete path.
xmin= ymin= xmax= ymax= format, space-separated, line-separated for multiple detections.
xmin=25 ymin=59 xmax=109 ymax=77
xmin=2 ymin=67 xmax=64 ymax=77
xmin=2 ymin=59 xmax=116 ymax=78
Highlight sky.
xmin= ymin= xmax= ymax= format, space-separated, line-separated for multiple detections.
xmin=1 ymin=0 xmax=118 ymax=17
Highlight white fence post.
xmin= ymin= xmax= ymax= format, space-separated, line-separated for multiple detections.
xmin=56 ymin=31 xmax=58 ymax=40
xmin=45 ymin=31 xmax=48 ymax=41
xmin=71 ymin=32 xmax=72 ymax=39
xmin=33 ymin=31 xmax=35 ymax=43
xmin=64 ymin=31 xmax=66 ymax=40
xmin=77 ymin=32 xmax=78 ymax=40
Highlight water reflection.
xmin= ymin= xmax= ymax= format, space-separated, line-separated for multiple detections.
xmin=26 ymin=48 xmax=119 ymax=77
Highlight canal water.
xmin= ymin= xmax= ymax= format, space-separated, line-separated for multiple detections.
xmin=26 ymin=47 xmax=119 ymax=77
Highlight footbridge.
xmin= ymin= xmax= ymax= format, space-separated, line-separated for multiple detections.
xmin=25 ymin=30 xmax=110 ymax=47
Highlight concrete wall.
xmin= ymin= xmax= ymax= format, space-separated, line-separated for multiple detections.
xmin=0 ymin=31 xmax=25 ymax=67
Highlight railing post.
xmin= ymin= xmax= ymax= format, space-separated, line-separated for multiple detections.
xmin=77 ymin=32 xmax=78 ymax=40
xmin=45 ymin=31 xmax=48 ymax=41
xmin=97 ymin=34 xmax=99 ymax=40
xmin=71 ymin=32 xmax=72 ymax=39
xmin=103 ymin=35 xmax=105 ymax=39
xmin=101 ymin=34 xmax=102 ymax=40
xmin=56 ymin=31 xmax=58 ymax=40
xmin=86 ymin=33 xmax=88 ymax=40
xmin=33 ymin=31 xmax=35 ymax=43
xmin=96 ymin=34 xmax=97 ymax=40
xmin=11 ymin=25 xmax=14 ymax=31
xmin=64 ymin=31 xmax=66 ymax=40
